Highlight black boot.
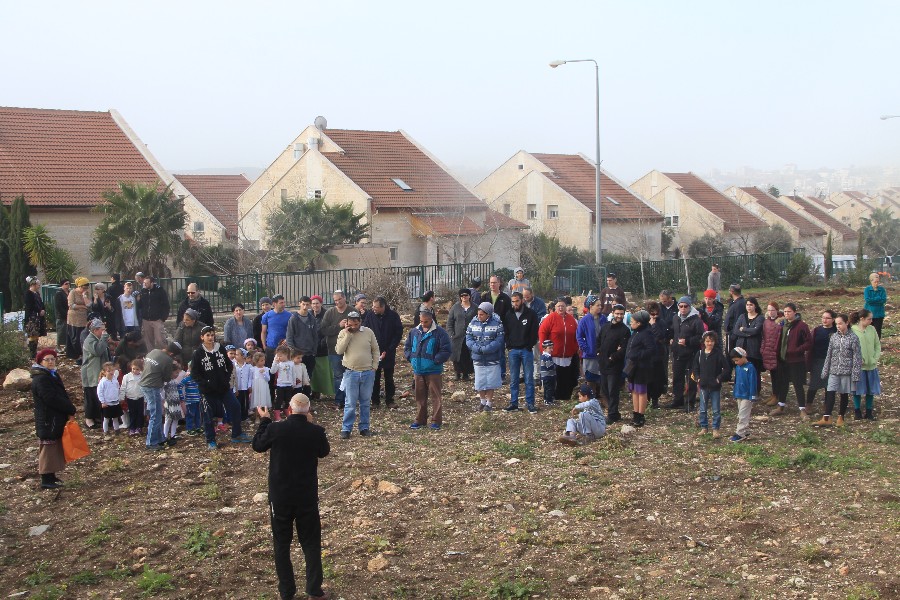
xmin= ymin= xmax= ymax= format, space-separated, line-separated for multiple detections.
xmin=854 ymin=408 xmax=863 ymax=420
xmin=40 ymin=474 xmax=60 ymax=490
xmin=650 ymin=398 xmax=659 ymax=410
xmin=630 ymin=412 xmax=640 ymax=426
xmin=635 ymin=412 xmax=646 ymax=428
xmin=865 ymin=409 xmax=876 ymax=420
xmin=607 ymin=412 xmax=621 ymax=425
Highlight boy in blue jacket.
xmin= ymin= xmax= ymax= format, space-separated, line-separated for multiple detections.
xmin=729 ymin=347 xmax=758 ymax=442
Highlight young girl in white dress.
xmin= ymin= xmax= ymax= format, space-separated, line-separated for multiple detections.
xmin=249 ymin=351 xmax=271 ymax=414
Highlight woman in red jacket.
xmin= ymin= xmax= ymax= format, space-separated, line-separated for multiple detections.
xmin=539 ymin=299 xmax=579 ymax=401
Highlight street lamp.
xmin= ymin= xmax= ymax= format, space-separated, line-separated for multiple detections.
xmin=550 ymin=58 xmax=602 ymax=266
xmin=881 ymin=115 xmax=900 ymax=120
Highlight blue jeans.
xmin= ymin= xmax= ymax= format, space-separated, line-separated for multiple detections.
xmin=508 ymin=348 xmax=535 ymax=409
xmin=329 ymin=354 xmax=346 ymax=407
xmin=341 ymin=370 xmax=375 ymax=433
xmin=698 ymin=388 xmax=721 ymax=430
xmin=185 ymin=402 xmax=201 ymax=430
xmin=203 ymin=390 xmax=243 ymax=443
xmin=141 ymin=386 xmax=165 ymax=447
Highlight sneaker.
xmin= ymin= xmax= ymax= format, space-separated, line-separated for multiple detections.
xmin=385 ymin=400 xmax=397 ymax=409
xmin=477 ymin=404 xmax=485 ymax=413
xmin=503 ymin=404 xmax=520 ymax=413
xmin=729 ymin=434 xmax=746 ymax=443
xmin=429 ymin=423 xmax=441 ymax=430
xmin=184 ymin=428 xmax=200 ymax=437
xmin=41 ymin=481 xmax=62 ymax=490
xmin=482 ymin=405 xmax=492 ymax=413
xmin=527 ymin=406 xmax=538 ymax=414
xmin=712 ymin=430 xmax=721 ymax=439
xmin=230 ymin=433 xmax=252 ymax=443
xmin=764 ymin=394 xmax=779 ymax=407
xmin=340 ymin=431 xmax=350 ymax=440
xmin=409 ymin=422 xmax=423 ymax=430
xmin=698 ymin=428 xmax=709 ymax=436
xmin=165 ymin=437 xmax=177 ymax=447
xmin=769 ymin=405 xmax=785 ymax=416
xmin=544 ymin=400 xmax=556 ymax=406
xmin=207 ymin=441 xmax=218 ymax=450
xmin=854 ymin=409 xmax=863 ymax=420
xmin=359 ymin=429 xmax=374 ymax=437
xmin=558 ymin=433 xmax=579 ymax=446
xmin=607 ymin=413 xmax=621 ymax=424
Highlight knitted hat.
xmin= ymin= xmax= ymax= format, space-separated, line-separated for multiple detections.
xmin=578 ymin=383 xmax=593 ymax=396
xmin=35 ymin=348 xmax=57 ymax=364
xmin=458 ymin=288 xmax=471 ymax=297
xmin=184 ymin=308 xmax=200 ymax=321
xmin=678 ymin=296 xmax=692 ymax=306
xmin=310 ymin=295 xmax=323 ymax=302
xmin=88 ymin=318 xmax=105 ymax=330
xmin=631 ymin=310 xmax=650 ymax=325
xmin=478 ymin=302 xmax=494 ymax=314
xmin=75 ymin=277 xmax=90 ymax=287
xmin=703 ymin=289 xmax=717 ymax=299
xmin=347 ymin=311 xmax=361 ymax=320
xmin=515 ymin=267 xmax=524 ymax=273
xmin=259 ymin=297 xmax=273 ymax=306
xmin=243 ymin=338 xmax=257 ymax=347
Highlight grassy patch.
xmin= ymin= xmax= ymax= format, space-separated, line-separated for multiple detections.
xmin=102 ymin=565 xmax=132 ymax=581
xmin=184 ymin=526 xmax=215 ymax=558
xmin=86 ymin=511 xmax=119 ymax=547
xmin=790 ymin=428 xmax=822 ymax=447
xmin=201 ymin=480 xmax=221 ymax=500
xmin=365 ymin=534 xmax=392 ymax=554
xmin=799 ymin=543 xmax=827 ymax=562
xmin=70 ymin=570 xmax=101 ymax=585
xmin=100 ymin=456 xmax=127 ymax=474
xmin=492 ymin=441 xmax=536 ymax=460
xmin=846 ymin=584 xmax=880 ymax=599
xmin=25 ymin=561 xmax=53 ymax=586
xmin=472 ymin=412 xmax=503 ymax=433
xmin=450 ymin=578 xmax=481 ymax=599
xmin=29 ymin=586 xmax=63 ymax=600
xmin=486 ymin=575 xmax=544 ymax=599
xmin=0 ymin=501 xmax=8 ymax=515
xmin=136 ymin=568 xmax=175 ymax=597
xmin=868 ymin=428 xmax=898 ymax=445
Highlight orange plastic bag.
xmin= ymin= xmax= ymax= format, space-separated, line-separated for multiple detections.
xmin=61 ymin=420 xmax=90 ymax=463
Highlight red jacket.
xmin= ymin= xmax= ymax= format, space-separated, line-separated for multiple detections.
xmin=539 ymin=312 xmax=578 ymax=359
xmin=760 ymin=317 xmax=782 ymax=371
xmin=781 ymin=318 xmax=812 ymax=364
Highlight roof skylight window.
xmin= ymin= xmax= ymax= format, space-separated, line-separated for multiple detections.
xmin=606 ymin=196 xmax=620 ymax=205
xmin=392 ymin=178 xmax=412 ymax=191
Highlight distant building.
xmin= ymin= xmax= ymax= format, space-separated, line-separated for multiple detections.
xmin=173 ymin=174 xmax=251 ymax=240
xmin=827 ymin=191 xmax=874 ymax=229
xmin=475 ymin=151 xmax=663 ymax=259
xmin=0 ymin=106 xmax=227 ymax=279
xmin=726 ymin=186 xmax=827 ymax=251
xmin=780 ymin=195 xmax=858 ymax=253
xmin=236 ymin=122 xmax=526 ymax=269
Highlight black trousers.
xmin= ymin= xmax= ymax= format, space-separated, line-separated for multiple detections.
xmin=270 ymin=502 xmax=324 ymax=600
xmin=302 ymin=354 xmax=316 ymax=381
xmin=774 ymin=360 xmax=807 ymax=407
xmin=372 ymin=359 xmax=395 ymax=404
xmin=671 ymin=355 xmax=696 ymax=407
xmin=600 ymin=371 xmax=623 ymax=418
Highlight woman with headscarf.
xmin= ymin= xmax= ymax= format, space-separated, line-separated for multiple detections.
xmin=80 ymin=318 xmax=110 ymax=429
xmin=539 ymin=298 xmax=580 ymax=401
xmin=309 ymin=295 xmax=334 ymax=399
xmin=174 ymin=308 xmax=206 ymax=365
xmin=24 ymin=276 xmax=47 ymax=359
xmin=624 ymin=310 xmax=656 ymax=427
xmin=466 ymin=302 xmax=505 ymax=412
xmin=90 ymin=282 xmax=115 ymax=336
xmin=446 ymin=288 xmax=477 ymax=380
xmin=31 ymin=348 xmax=76 ymax=489
xmin=66 ymin=277 xmax=91 ymax=363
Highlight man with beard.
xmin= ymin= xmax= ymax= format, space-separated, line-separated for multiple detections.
xmin=596 ymin=304 xmax=630 ymax=423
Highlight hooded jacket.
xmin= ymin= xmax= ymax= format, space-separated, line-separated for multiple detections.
xmin=691 ymin=347 xmax=730 ymax=391
xmin=190 ymin=342 xmax=234 ymax=396
xmin=671 ymin=307 xmax=704 ymax=360
xmin=822 ymin=329 xmax=862 ymax=381
xmin=596 ymin=320 xmax=630 ymax=374
xmin=724 ymin=295 xmax=747 ymax=338
xmin=32 ymin=365 xmax=76 ymax=440
xmin=466 ymin=313 xmax=505 ymax=365
xmin=780 ymin=315 xmax=811 ymax=364
xmin=760 ymin=317 xmax=783 ymax=371
xmin=503 ymin=305 xmax=539 ymax=349
xmin=575 ymin=312 xmax=607 ymax=359
xmin=286 ymin=310 xmax=321 ymax=355
xmin=538 ymin=311 xmax=579 ymax=359
xmin=404 ymin=322 xmax=452 ymax=375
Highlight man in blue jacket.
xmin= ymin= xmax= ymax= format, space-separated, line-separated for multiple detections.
xmin=576 ymin=296 xmax=607 ymax=401
xmin=404 ymin=306 xmax=452 ymax=430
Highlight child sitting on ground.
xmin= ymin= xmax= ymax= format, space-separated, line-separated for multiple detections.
xmin=559 ymin=384 xmax=607 ymax=445
xmin=97 ymin=362 xmax=122 ymax=435
xmin=539 ymin=340 xmax=557 ymax=405
xmin=730 ymin=347 xmax=758 ymax=443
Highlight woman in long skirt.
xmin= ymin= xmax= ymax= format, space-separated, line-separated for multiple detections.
xmin=31 ymin=349 xmax=76 ymax=490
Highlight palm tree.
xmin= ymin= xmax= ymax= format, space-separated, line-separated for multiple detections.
xmin=859 ymin=207 xmax=900 ymax=259
xmin=91 ymin=181 xmax=187 ymax=277
xmin=23 ymin=224 xmax=78 ymax=283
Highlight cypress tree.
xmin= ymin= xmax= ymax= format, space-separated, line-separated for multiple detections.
xmin=824 ymin=232 xmax=833 ymax=281
xmin=8 ymin=195 xmax=35 ymax=311
xmin=0 ymin=201 xmax=10 ymax=311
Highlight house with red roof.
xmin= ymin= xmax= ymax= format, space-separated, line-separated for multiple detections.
xmin=173 ymin=174 xmax=251 ymax=240
xmin=780 ymin=195 xmax=858 ymax=253
xmin=237 ymin=122 xmax=526 ymax=269
xmin=726 ymin=186 xmax=827 ymax=251
xmin=475 ymin=151 xmax=663 ymax=259
xmin=827 ymin=190 xmax=874 ymax=229
xmin=630 ymin=171 xmax=768 ymax=254
xmin=0 ymin=106 xmax=228 ymax=279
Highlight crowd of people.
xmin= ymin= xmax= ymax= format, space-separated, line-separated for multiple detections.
xmin=25 ymin=266 xmax=888 ymax=599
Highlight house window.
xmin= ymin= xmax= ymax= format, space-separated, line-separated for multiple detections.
xmin=663 ymin=195 xmax=679 ymax=228
xmin=664 ymin=215 xmax=680 ymax=227
xmin=548 ymin=205 xmax=559 ymax=219
xmin=503 ymin=203 xmax=511 ymax=216
xmin=389 ymin=247 xmax=398 ymax=261
xmin=193 ymin=221 xmax=205 ymax=233
xmin=314 ymin=189 xmax=322 ymax=199
xmin=517 ymin=164 xmax=524 ymax=170
xmin=280 ymin=189 xmax=287 ymax=200
xmin=527 ymin=204 xmax=538 ymax=220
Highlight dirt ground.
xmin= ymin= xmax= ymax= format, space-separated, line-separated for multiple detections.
xmin=1 ymin=288 xmax=898 ymax=599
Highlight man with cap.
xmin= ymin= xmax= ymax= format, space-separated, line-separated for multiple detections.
xmin=708 ymin=264 xmax=721 ymax=300
xmin=191 ymin=325 xmax=251 ymax=448
xmin=698 ymin=289 xmax=725 ymax=348
xmin=320 ymin=290 xmax=354 ymax=409
xmin=54 ymin=279 xmax=71 ymax=353
xmin=252 ymin=394 xmax=330 ymax=600
xmin=141 ymin=340 xmax=183 ymax=450
xmin=176 ymin=282 xmax=214 ymax=328
xmin=723 ymin=284 xmax=746 ymax=357
xmin=466 ymin=302 xmax=505 ymax=412
xmin=599 ymin=273 xmax=627 ymax=317
xmin=364 ymin=296 xmax=403 ymax=408
xmin=523 ymin=287 xmax=547 ymax=380
xmin=503 ymin=291 xmax=539 ymax=413
xmin=335 ymin=311 xmax=380 ymax=439
xmin=405 ymin=304 xmax=452 ymax=429
xmin=139 ymin=274 xmax=170 ymax=351
xmin=506 ymin=267 xmax=531 ymax=296
xmin=667 ymin=295 xmax=704 ymax=410
xmin=253 ymin=296 xmax=273 ymax=348
xmin=80 ymin=318 xmax=111 ymax=429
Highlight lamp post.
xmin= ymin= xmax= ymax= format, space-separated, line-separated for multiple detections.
xmin=550 ymin=58 xmax=601 ymax=266
xmin=881 ymin=115 xmax=900 ymax=120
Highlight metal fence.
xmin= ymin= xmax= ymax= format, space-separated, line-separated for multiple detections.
xmin=40 ymin=262 xmax=494 ymax=322
xmin=553 ymin=252 xmax=798 ymax=298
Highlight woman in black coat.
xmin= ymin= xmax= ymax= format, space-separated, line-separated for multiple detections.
xmin=624 ymin=310 xmax=656 ymax=427
xmin=24 ymin=276 xmax=47 ymax=359
xmin=31 ymin=348 xmax=76 ymax=490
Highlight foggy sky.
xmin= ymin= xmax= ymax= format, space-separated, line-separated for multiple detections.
xmin=2 ymin=1 xmax=898 ymax=186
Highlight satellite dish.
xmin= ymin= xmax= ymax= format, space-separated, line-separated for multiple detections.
xmin=314 ymin=116 xmax=327 ymax=131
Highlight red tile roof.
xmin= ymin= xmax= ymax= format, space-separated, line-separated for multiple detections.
xmin=662 ymin=172 xmax=767 ymax=232
xmin=410 ymin=208 xmax=527 ymax=237
xmin=531 ymin=153 xmax=662 ymax=221
xmin=174 ymin=174 xmax=251 ymax=238
xmin=738 ymin=187 xmax=826 ymax=237
xmin=785 ymin=196 xmax=858 ymax=240
xmin=321 ymin=129 xmax=486 ymax=211
xmin=0 ymin=107 xmax=160 ymax=207
xmin=804 ymin=195 xmax=835 ymax=210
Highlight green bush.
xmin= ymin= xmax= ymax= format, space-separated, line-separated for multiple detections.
xmin=0 ymin=330 xmax=29 ymax=372
xmin=785 ymin=253 xmax=817 ymax=284
xmin=493 ymin=267 xmax=514 ymax=287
